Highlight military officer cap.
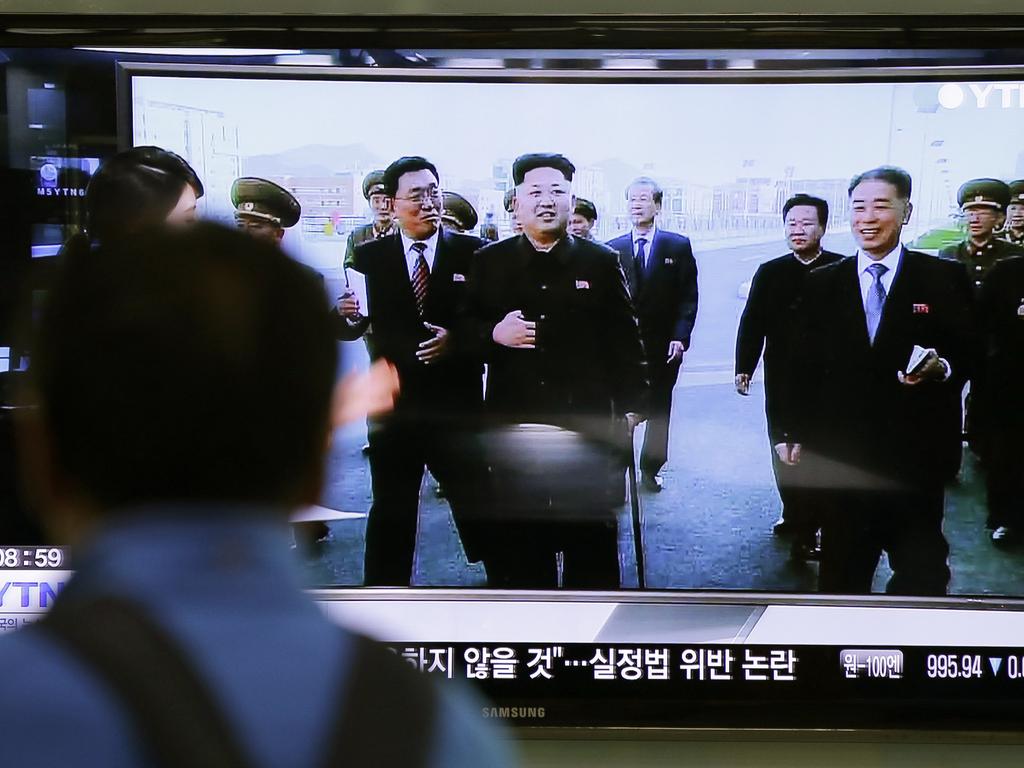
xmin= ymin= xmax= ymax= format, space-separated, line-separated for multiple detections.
xmin=441 ymin=191 xmax=478 ymax=231
xmin=957 ymin=178 xmax=1010 ymax=211
xmin=503 ymin=186 xmax=516 ymax=213
xmin=1008 ymin=180 xmax=1024 ymax=205
xmin=511 ymin=153 xmax=576 ymax=185
xmin=574 ymin=198 xmax=598 ymax=221
xmin=362 ymin=170 xmax=387 ymax=200
xmin=231 ymin=177 xmax=301 ymax=228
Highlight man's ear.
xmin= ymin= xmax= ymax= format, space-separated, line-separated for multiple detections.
xmin=902 ymin=201 xmax=913 ymax=225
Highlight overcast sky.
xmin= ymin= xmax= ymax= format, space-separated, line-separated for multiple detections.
xmin=133 ymin=74 xmax=1024 ymax=189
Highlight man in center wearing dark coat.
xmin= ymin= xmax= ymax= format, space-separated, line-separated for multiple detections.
xmin=336 ymin=156 xmax=487 ymax=586
xmin=460 ymin=153 xmax=649 ymax=589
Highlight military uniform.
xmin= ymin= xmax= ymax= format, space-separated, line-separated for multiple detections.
xmin=999 ymin=179 xmax=1024 ymax=246
xmin=938 ymin=179 xmax=1024 ymax=462
xmin=343 ymin=171 xmax=397 ymax=269
xmin=441 ymin=191 xmax=478 ymax=233
xmin=231 ymin=177 xmax=301 ymax=238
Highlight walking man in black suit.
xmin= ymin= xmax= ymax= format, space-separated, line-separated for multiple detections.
xmin=337 ymin=156 xmax=487 ymax=586
xmin=460 ymin=153 xmax=648 ymax=588
xmin=735 ymin=193 xmax=844 ymax=559
xmin=606 ymin=178 xmax=698 ymax=492
xmin=977 ymin=254 xmax=1024 ymax=545
xmin=776 ymin=166 xmax=973 ymax=595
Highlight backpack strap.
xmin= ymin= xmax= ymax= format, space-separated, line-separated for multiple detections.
xmin=39 ymin=596 xmax=252 ymax=768
xmin=38 ymin=596 xmax=438 ymax=768
xmin=321 ymin=634 xmax=437 ymax=768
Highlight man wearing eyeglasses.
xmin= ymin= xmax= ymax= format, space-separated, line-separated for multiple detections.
xmin=337 ymin=156 xmax=487 ymax=586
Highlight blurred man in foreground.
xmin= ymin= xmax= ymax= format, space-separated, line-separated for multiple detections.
xmin=0 ymin=224 xmax=511 ymax=767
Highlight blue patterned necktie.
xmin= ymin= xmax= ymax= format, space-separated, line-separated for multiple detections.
xmin=865 ymin=262 xmax=889 ymax=344
xmin=410 ymin=242 xmax=429 ymax=315
xmin=634 ymin=237 xmax=648 ymax=291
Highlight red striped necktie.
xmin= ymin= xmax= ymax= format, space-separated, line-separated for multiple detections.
xmin=410 ymin=241 xmax=429 ymax=315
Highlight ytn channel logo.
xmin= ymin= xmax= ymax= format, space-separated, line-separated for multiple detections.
xmin=939 ymin=83 xmax=1024 ymax=109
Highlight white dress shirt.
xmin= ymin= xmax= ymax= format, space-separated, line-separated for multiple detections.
xmin=400 ymin=229 xmax=440 ymax=280
xmin=631 ymin=224 xmax=657 ymax=269
xmin=856 ymin=243 xmax=951 ymax=378
xmin=856 ymin=244 xmax=902 ymax=311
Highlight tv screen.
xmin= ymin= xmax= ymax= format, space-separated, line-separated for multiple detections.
xmin=4 ymin=29 xmax=1024 ymax=732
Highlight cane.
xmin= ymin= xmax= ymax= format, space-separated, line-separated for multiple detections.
xmin=626 ymin=420 xmax=646 ymax=589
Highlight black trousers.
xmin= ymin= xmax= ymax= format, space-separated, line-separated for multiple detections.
xmin=363 ymin=419 xmax=487 ymax=586
xmin=640 ymin=356 xmax=682 ymax=477
xmin=482 ymin=517 xmax=620 ymax=590
xmin=771 ymin=449 xmax=819 ymax=539
xmin=818 ymin=485 xmax=950 ymax=596
xmin=986 ymin=427 xmax=1024 ymax=529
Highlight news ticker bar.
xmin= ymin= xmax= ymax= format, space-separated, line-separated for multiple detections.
xmin=387 ymin=643 xmax=1024 ymax=728
xmin=389 ymin=643 xmax=1024 ymax=686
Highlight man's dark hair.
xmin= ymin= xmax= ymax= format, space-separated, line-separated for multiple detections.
xmin=782 ymin=193 xmax=829 ymax=228
xmin=31 ymin=223 xmax=337 ymax=511
xmin=848 ymin=166 xmax=913 ymax=200
xmin=573 ymin=198 xmax=598 ymax=222
xmin=512 ymin=153 xmax=575 ymax=185
xmin=626 ymin=177 xmax=663 ymax=205
xmin=86 ymin=146 xmax=204 ymax=244
xmin=383 ymin=156 xmax=439 ymax=197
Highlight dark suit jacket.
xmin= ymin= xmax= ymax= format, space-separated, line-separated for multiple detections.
xmin=735 ymin=250 xmax=844 ymax=442
xmin=337 ymin=230 xmax=484 ymax=418
xmin=606 ymin=228 xmax=699 ymax=355
xmin=978 ymin=255 xmax=1024 ymax=428
xmin=460 ymin=233 xmax=649 ymax=510
xmin=782 ymin=249 xmax=973 ymax=487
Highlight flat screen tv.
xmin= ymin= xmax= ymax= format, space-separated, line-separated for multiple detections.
xmin=4 ymin=19 xmax=1024 ymax=733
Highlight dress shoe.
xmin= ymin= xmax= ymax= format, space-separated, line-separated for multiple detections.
xmin=992 ymin=526 xmax=1019 ymax=546
xmin=360 ymin=443 xmax=370 ymax=455
xmin=641 ymin=474 xmax=663 ymax=492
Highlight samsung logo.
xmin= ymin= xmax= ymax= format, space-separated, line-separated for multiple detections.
xmin=939 ymin=83 xmax=1024 ymax=110
xmin=482 ymin=706 xmax=546 ymax=719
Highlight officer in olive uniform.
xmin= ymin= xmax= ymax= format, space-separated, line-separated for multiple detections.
xmin=939 ymin=179 xmax=1024 ymax=298
xmin=978 ymin=254 xmax=1024 ymax=544
xmin=1000 ymin=179 xmax=1024 ymax=246
xmin=568 ymin=198 xmax=598 ymax=241
xmin=939 ymin=179 xmax=1024 ymax=462
xmin=231 ymin=177 xmax=302 ymax=243
xmin=343 ymin=170 xmax=397 ymax=268
xmin=232 ymin=177 xmax=329 ymax=546
xmin=441 ymin=191 xmax=479 ymax=233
